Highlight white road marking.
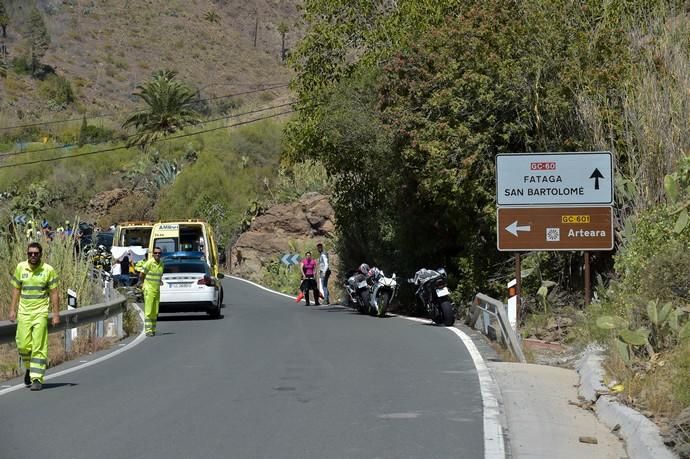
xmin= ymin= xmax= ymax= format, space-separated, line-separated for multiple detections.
xmin=398 ymin=316 xmax=507 ymax=459
xmin=226 ymin=275 xmax=300 ymax=300
xmin=0 ymin=303 xmax=147 ymax=397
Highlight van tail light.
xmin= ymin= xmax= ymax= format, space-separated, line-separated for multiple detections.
xmin=197 ymin=276 xmax=215 ymax=286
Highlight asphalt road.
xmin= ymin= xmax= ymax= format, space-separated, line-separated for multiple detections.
xmin=0 ymin=278 xmax=485 ymax=459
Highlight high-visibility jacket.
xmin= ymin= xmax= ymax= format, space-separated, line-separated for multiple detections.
xmin=141 ymin=258 xmax=164 ymax=292
xmin=11 ymin=261 xmax=58 ymax=315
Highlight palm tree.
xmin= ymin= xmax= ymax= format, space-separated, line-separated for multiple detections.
xmin=123 ymin=70 xmax=201 ymax=151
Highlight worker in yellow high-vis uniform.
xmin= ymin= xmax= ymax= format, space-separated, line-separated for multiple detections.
xmin=8 ymin=242 xmax=60 ymax=391
xmin=138 ymin=247 xmax=164 ymax=337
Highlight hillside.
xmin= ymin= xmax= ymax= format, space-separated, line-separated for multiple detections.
xmin=0 ymin=0 xmax=300 ymax=126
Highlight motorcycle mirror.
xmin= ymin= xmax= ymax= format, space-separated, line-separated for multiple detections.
xmin=392 ymin=273 xmax=396 ymax=279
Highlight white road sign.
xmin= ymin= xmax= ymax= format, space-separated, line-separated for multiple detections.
xmin=496 ymin=152 xmax=613 ymax=206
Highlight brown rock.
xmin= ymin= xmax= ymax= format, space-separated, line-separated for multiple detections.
xmin=230 ymin=193 xmax=336 ymax=282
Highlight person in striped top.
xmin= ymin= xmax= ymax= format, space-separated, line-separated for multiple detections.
xmin=8 ymin=242 xmax=60 ymax=391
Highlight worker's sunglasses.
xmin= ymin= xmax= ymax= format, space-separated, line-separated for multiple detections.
xmin=27 ymin=252 xmax=41 ymax=257
xmin=153 ymin=252 xmax=162 ymax=255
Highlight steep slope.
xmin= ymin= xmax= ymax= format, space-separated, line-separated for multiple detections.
xmin=0 ymin=0 xmax=300 ymax=125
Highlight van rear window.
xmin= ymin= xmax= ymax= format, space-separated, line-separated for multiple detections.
xmin=164 ymin=262 xmax=207 ymax=274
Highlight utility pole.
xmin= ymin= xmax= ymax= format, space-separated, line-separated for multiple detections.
xmin=253 ymin=15 xmax=259 ymax=48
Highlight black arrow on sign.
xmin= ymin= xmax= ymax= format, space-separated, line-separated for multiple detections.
xmin=589 ymin=168 xmax=604 ymax=190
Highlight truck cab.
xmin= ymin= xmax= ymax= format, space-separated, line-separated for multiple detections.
xmin=113 ymin=221 xmax=154 ymax=248
xmin=149 ymin=220 xmax=221 ymax=277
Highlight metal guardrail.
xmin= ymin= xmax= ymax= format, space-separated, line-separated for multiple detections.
xmin=0 ymin=289 xmax=127 ymax=346
xmin=467 ymin=293 xmax=526 ymax=363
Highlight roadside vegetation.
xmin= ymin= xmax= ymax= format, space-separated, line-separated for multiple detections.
xmin=284 ymin=0 xmax=690 ymax=452
xmin=0 ymin=228 xmax=104 ymax=380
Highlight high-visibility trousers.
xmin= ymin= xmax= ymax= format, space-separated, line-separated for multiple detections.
xmin=15 ymin=312 xmax=49 ymax=383
xmin=143 ymin=288 xmax=160 ymax=335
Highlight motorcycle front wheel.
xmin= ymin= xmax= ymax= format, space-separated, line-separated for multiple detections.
xmin=376 ymin=291 xmax=391 ymax=317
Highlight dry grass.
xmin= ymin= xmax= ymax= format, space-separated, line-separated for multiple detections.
xmin=604 ymin=344 xmax=690 ymax=420
xmin=578 ymin=9 xmax=690 ymax=214
xmin=0 ymin=330 xmax=118 ymax=382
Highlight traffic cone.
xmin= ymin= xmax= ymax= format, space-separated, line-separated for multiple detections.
xmin=295 ymin=291 xmax=304 ymax=302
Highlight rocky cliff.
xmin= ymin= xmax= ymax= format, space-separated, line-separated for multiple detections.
xmin=230 ymin=192 xmax=337 ymax=282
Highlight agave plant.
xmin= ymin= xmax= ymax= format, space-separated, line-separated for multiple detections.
xmin=145 ymin=159 xmax=179 ymax=193
xmin=203 ymin=11 xmax=220 ymax=23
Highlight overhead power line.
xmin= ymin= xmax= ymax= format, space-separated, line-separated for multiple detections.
xmin=0 ymin=109 xmax=295 ymax=170
xmin=0 ymin=83 xmax=290 ymax=132
xmin=0 ymin=101 xmax=295 ymax=159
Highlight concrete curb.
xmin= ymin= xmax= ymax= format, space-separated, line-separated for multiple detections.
xmin=575 ymin=346 xmax=608 ymax=401
xmin=576 ymin=348 xmax=678 ymax=459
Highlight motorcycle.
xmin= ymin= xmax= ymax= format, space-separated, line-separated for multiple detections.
xmin=410 ymin=268 xmax=456 ymax=326
xmin=344 ymin=265 xmax=372 ymax=314
xmin=368 ymin=268 xmax=399 ymax=317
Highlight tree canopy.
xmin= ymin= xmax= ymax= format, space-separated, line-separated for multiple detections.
xmin=286 ymin=0 xmax=642 ymax=297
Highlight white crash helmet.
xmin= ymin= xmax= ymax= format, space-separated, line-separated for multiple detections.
xmin=358 ymin=263 xmax=370 ymax=275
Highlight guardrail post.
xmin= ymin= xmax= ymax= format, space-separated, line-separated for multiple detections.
xmin=65 ymin=290 xmax=78 ymax=355
xmin=471 ymin=293 xmax=527 ymax=363
xmin=116 ymin=311 xmax=123 ymax=338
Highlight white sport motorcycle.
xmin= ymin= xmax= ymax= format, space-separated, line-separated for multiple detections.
xmin=367 ymin=268 xmax=399 ymax=317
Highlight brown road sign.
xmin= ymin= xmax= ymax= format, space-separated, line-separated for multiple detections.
xmin=497 ymin=206 xmax=613 ymax=251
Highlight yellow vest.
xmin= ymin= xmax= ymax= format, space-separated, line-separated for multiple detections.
xmin=11 ymin=261 xmax=58 ymax=315
xmin=141 ymin=258 xmax=164 ymax=292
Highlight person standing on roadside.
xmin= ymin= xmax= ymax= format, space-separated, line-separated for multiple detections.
xmin=300 ymin=251 xmax=320 ymax=306
xmin=8 ymin=242 xmax=60 ymax=391
xmin=138 ymin=247 xmax=164 ymax=336
xmin=316 ymin=243 xmax=331 ymax=305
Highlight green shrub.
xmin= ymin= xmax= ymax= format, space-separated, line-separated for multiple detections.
xmin=267 ymin=159 xmax=331 ymax=205
xmin=38 ymin=74 xmax=75 ymax=106
xmin=615 ymin=206 xmax=690 ymax=296
xmin=79 ymin=124 xmax=116 ymax=146
xmin=215 ymin=98 xmax=242 ymax=115
xmin=11 ymin=55 xmax=31 ymax=75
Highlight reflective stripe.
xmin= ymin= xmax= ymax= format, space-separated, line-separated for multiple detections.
xmin=21 ymin=293 xmax=48 ymax=299
xmin=29 ymin=367 xmax=46 ymax=375
xmin=30 ymin=358 xmax=47 ymax=365
xmin=12 ymin=275 xmax=21 ymax=284
xmin=48 ymin=278 xmax=59 ymax=286
xmin=22 ymin=285 xmax=46 ymax=291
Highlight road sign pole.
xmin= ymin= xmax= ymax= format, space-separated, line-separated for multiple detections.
xmin=584 ymin=252 xmax=591 ymax=307
xmin=515 ymin=253 xmax=521 ymax=325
